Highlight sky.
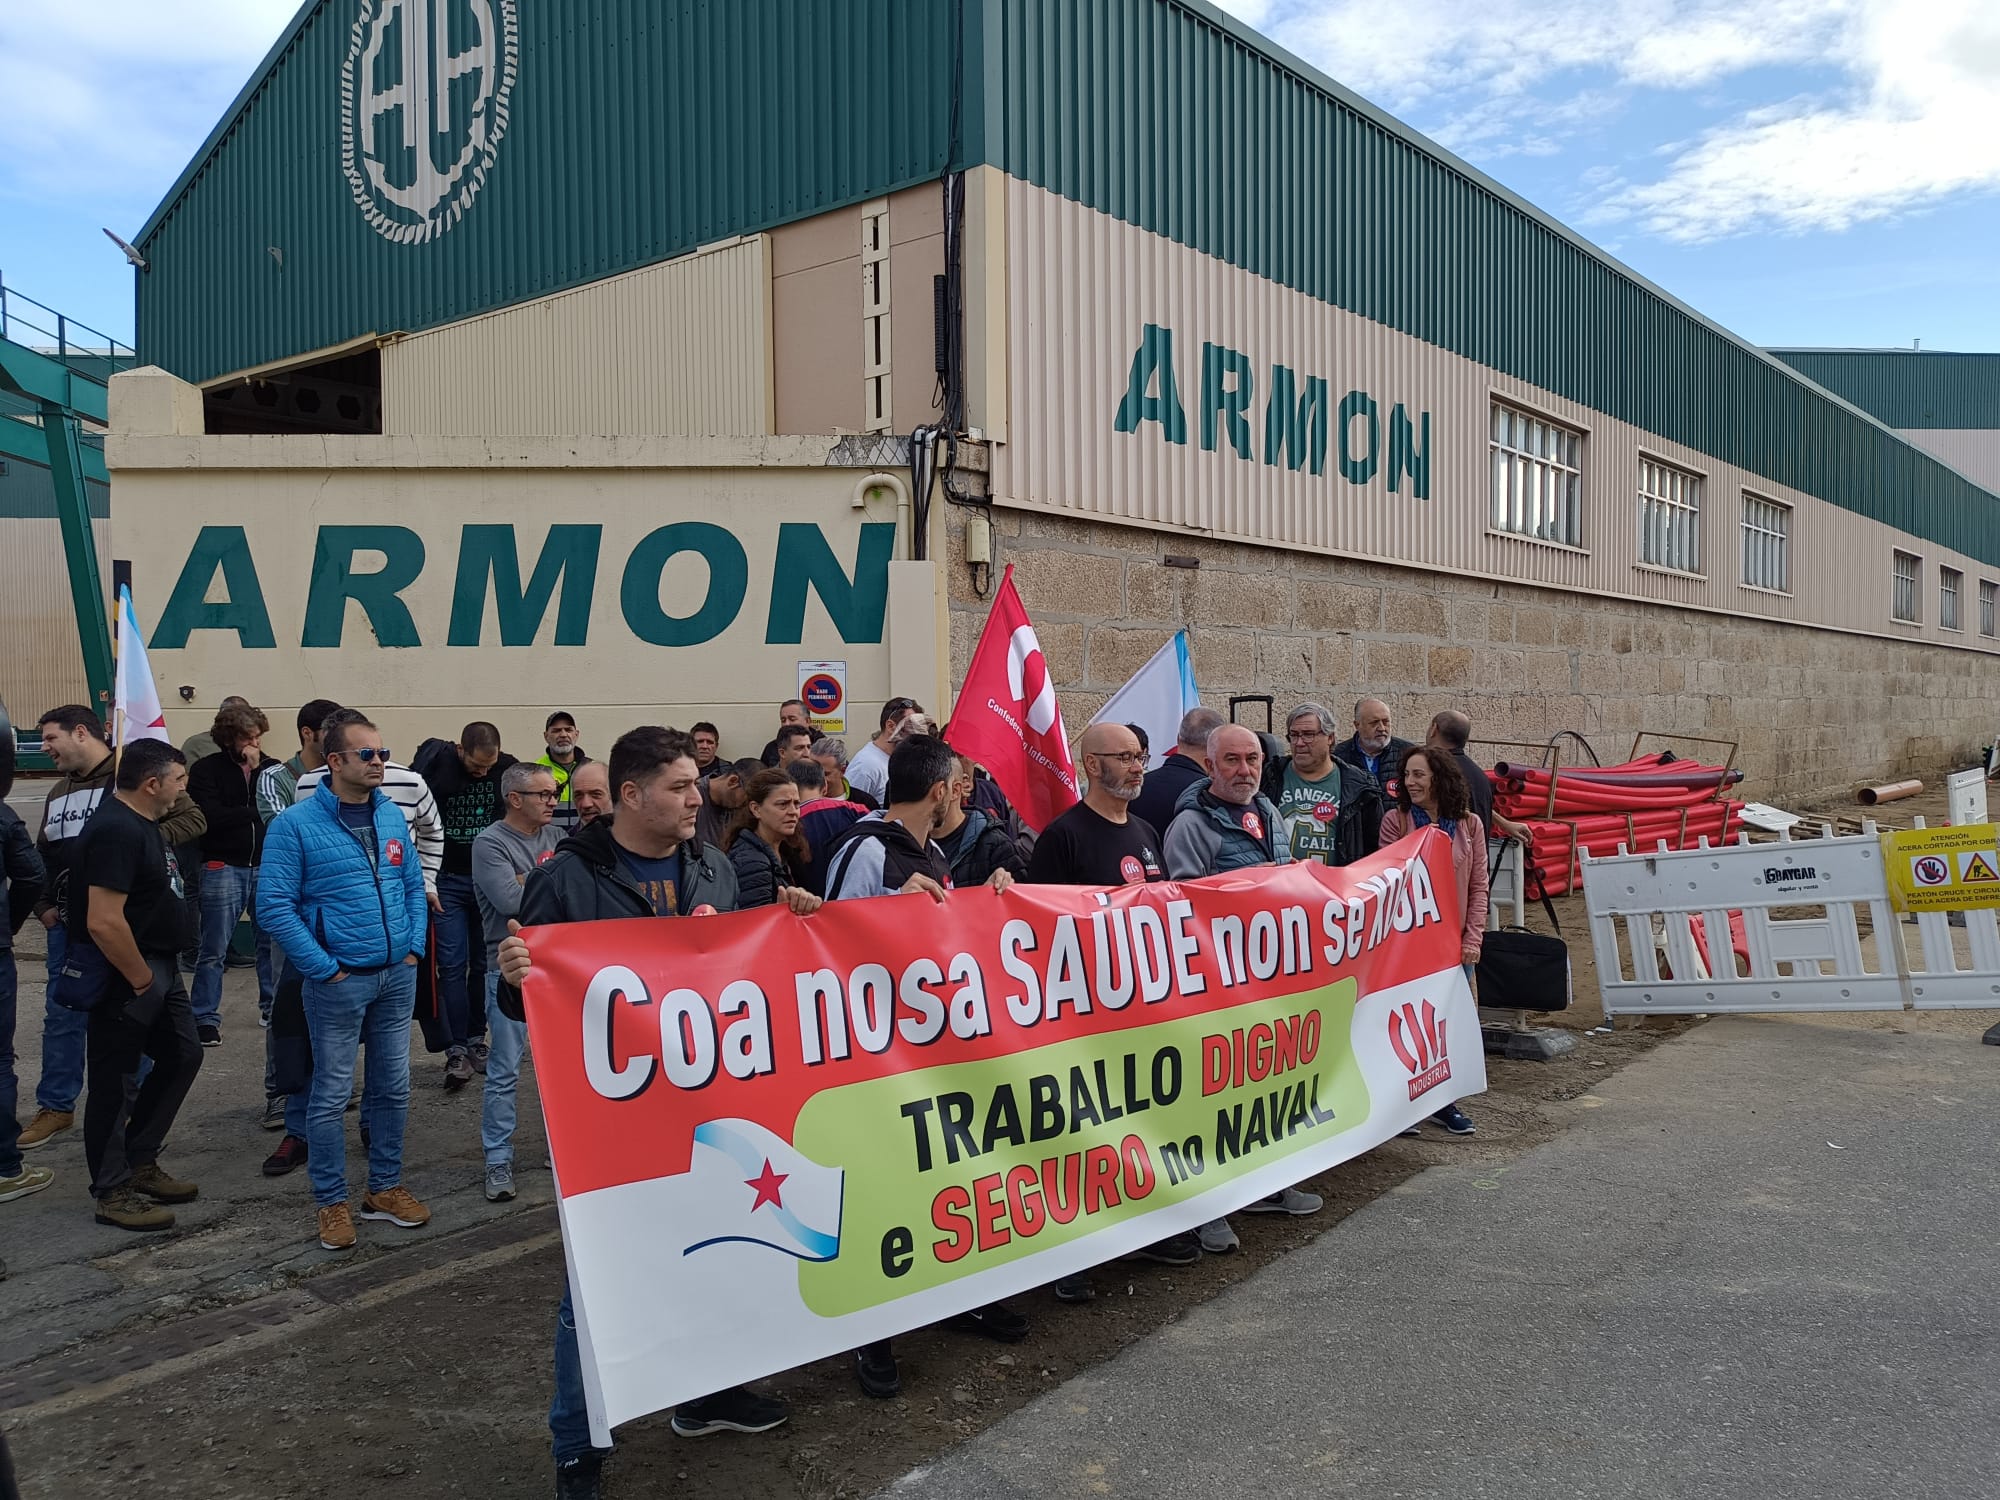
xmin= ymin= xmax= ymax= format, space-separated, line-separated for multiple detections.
xmin=1 ymin=0 xmax=1997 ymax=353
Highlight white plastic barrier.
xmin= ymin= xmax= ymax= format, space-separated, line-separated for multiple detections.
xmin=1582 ymin=823 xmax=2000 ymax=1018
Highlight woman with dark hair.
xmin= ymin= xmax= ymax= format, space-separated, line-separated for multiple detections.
xmin=1379 ymin=744 xmax=1488 ymax=1137
xmin=723 ymin=769 xmax=809 ymax=909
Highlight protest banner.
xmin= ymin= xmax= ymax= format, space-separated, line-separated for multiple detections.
xmin=521 ymin=828 xmax=1480 ymax=1441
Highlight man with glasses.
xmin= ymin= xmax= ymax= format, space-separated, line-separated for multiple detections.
xmin=844 ymin=696 xmax=922 ymax=805
xmin=1261 ymin=701 xmax=1385 ymax=870
xmin=1025 ymin=722 xmax=1198 ymax=1297
xmin=260 ymin=713 xmax=431 ymax=1254
xmin=471 ymin=765 xmax=563 ymax=1203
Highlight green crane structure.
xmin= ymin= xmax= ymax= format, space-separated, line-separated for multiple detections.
xmin=0 ymin=279 xmax=130 ymax=731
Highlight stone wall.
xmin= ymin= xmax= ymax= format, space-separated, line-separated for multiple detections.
xmin=945 ymin=505 xmax=2000 ymax=804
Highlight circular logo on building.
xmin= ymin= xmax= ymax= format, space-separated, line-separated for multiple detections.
xmin=802 ymin=673 xmax=844 ymax=717
xmin=341 ymin=0 xmax=520 ymax=245
xmin=1119 ymin=855 xmax=1145 ymax=884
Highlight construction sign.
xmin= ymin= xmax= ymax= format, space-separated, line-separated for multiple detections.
xmin=1881 ymin=824 xmax=2000 ymax=912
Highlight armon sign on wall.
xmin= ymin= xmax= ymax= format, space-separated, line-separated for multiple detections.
xmin=1114 ymin=323 xmax=1433 ymax=498
xmin=153 ymin=520 xmax=896 ymax=650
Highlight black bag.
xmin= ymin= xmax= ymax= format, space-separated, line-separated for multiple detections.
xmin=1476 ymin=926 xmax=1572 ymax=1012
xmin=413 ymin=924 xmax=450 ymax=1054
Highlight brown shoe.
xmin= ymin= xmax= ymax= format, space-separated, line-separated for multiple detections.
xmin=96 ymin=1188 xmax=175 ymax=1232
xmin=359 ymin=1185 xmax=431 ymax=1228
xmin=318 ymin=1202 xmax=357 ymax=1251
xmin=128 ymin=1162 xmax=200 ymax=1204
xmin=18 ymin=1108 xmax=74 ymax=1150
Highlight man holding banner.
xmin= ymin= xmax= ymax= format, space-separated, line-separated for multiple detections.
xmin=497 ymin=727 xmax=821 ymax=1499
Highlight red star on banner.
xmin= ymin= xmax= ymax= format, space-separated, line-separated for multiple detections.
xmin=745 ymin=1159 xmax=789 ymax=1212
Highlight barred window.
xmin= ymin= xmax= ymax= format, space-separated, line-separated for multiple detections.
xmin=1489 ymin=403 xmax=1583 ymax=547
xmin=1981 ymin=580 xmax=1996 ymax=638
xmin=1740 ymin=494 xmax=1791 ymax=592
xmin=1892 ymin=550 xmax=1921 ymax=623
xmin=1638 ymin=457 xmax=1703 ymax=573
xmin=1941 ymin=566 xmax=1963 ymax=631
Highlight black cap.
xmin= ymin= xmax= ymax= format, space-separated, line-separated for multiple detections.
xmin=545 ymin=711 xmax=576 ymax=730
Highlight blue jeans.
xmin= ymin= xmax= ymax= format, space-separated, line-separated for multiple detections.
xmin=0 ymin=950 xmax=19 ymax=1177
xmin=433 ymin=873 xmax=487 ymax=1052
xmin=38 ymin=924 xmax=87 ymax=1113
xmin=300 ymin=964 xmax=416 ymax=1207
xmin=193 ymin=863 xmax=275 ymax=1029
xmin=551 ymin=1282 xmax=608 ymax=1463
xmin=480 ymin=973 xmax=529 ymax=1167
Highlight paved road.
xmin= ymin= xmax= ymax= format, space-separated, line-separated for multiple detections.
xmin=885 ymin=1015 xmax=2000 ymax=1500
xmin=0 ymin=928 xmax=548 ymax=1372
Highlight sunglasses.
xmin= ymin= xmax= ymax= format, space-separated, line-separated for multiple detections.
xmin=335 ymin=746 xmax=393 ymax=763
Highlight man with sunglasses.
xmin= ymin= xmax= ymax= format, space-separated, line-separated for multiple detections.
xmin=470 ymin=764 xmax=563 ymax=1203
xmin=259 ymin=713 xmax=431 ymax=1253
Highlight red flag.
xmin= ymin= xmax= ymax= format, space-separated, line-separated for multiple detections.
xmin=945 ymin=565 xmax=1079 ymax=831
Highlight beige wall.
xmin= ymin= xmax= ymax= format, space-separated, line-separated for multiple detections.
xmin=771 ymin=184 xmax=946 ymax=435
xmin=112 ymin=369 xmax=941 ymax=764
xmin=381 ymin=236 xmax=773 ymax=437
xmin=0 ymin=516 xmax=110 ymax=722
xmin=992 ymin=179 xmax=2000 ymax=657
xmin=944 ymin=504 xmax=2000 ymax=805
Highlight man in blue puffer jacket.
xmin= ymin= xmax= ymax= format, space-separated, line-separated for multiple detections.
xmin=258 ymin=710 xmax=431 ymax=1255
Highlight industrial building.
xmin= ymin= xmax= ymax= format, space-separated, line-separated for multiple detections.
xmin=93 ymin=0 xmax=2000 ymax=799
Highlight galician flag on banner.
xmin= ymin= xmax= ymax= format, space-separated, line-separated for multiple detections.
xmin=114 ymin=586 xmax=169 ymax=747
xmin=1088 ymin=630 xmax=1198 ymax=770
xmin=945 ymin=564 xmax=1078 ymax=831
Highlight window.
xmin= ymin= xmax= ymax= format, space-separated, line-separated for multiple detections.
xmin=1638 ymin=456 xmax=1703 ymax=573
xmin=1489 ymin=403 xmax=1583 ymax=547
xmin=1981 ymin=580 xmax=1996 ymax=638
xmin=1740 ymin=493 xmax=1791 ymax=592
xmin=1892 ymin=550 xmax=1921 ymax=623
xmin=1941 ymin=566 xmax=1963 ymax=631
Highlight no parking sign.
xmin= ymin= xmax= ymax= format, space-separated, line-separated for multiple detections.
xmin=798 ymin=660 xmax=847 ymax=733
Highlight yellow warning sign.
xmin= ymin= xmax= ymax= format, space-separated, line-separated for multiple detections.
xmin=1959 ymin=850 xmax=2000 ymax=884
xmin=1882 ymin=825 xmax=2000 ymax=911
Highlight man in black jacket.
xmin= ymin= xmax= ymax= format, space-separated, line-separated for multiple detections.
xmin=187 ymin=702 xmax=281 ymax=1047
xmin=933 ymin=752 xmax=1025 ymax=888
xmin=1332 ymin=697 xmax=1416 ymax=798
xmin=1130 ymin=706 xmax=1225 ymax=835
xmin=496 ymin=727 xmax=819 ymax=1500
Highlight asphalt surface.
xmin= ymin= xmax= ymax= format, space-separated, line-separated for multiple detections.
xmin=882 ymin=1015 xmax=2000 ymax=1500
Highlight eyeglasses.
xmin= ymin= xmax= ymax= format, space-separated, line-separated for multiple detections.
xmin=335 ymin=746 xmax=393 ymax=763
xmin=1286 ymin=729 xmax=1328 ymax=742
xmin=1092 ymin=751 xmax=1147 ymax=765
xmin=516 ymin=789 xmax=560 ymax=802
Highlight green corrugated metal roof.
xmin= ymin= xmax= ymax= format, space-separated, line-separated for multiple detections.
xmin=1769 ymin=350 xmax=2000 ymax=431
xmin=135 ymin=0 xmax=2000 ymax=564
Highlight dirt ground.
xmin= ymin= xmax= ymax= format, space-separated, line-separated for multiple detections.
xmin=2 ymin=880 xmax=1705 ymax=1500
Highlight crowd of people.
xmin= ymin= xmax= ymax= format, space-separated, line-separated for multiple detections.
xmin=0 ymin=687 xmax=1516 ymax=1499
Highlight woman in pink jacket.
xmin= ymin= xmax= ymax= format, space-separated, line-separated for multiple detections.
xmin=1378 ymin=745 xmax=1487 ymax=1137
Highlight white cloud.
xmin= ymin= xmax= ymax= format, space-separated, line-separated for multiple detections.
xmin=0 ymin=2 xmax=297 ymax=206
xmin=1239 ymin=0 xmax=2000 ymax=242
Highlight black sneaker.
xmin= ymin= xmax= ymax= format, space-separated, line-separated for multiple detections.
xmin=669 ymin=1386 xmax=790 ymax=1438
xmin=553 ymin=1452 xmax=604 ymax=1500
xmin=1053 ymin=1273 xmax=1096 ymax=1303
xmin=1434 ymin=1103 xmax=1476 ymax=1136
xmin=946 ymin=1301 xmax=1029 ymax=1343
xmin=444 ymin=1049 xmax=473 ymax=1091
xmin=197 ymin=1024 xmax=222 ymax=1048
xmin=1121 ymin=1232 xmax=1201 ymax=1267
xmin=262 ymin=1134 xmax=308 ymax=1177
xmin=260 ymin=1096 xmax=287 ymax=1131
xmin=855 ymin=1340 xmax=900 ymax=1398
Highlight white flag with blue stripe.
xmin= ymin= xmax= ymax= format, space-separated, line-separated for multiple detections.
xmin=1088 ymin=630 xmax=1199 ymax=769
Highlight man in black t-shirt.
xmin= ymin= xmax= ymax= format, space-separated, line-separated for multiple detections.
xmin=1025 ymin=723 xmax=1198 ymax=1298
xmin=67 ymin=739 xmax=204 ymax=1233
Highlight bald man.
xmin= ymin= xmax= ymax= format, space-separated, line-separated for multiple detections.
xmin=1333 ymin=697 xmax=1415 ymax=792
xmin=569 ymin=761 xmax=612 ymax=827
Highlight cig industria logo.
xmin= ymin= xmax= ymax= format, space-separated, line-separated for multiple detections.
xmin=341 ymin=0 xmax=519 ymax=245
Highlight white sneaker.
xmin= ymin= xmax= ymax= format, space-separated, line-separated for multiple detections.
xmin=1243 ymin=1186 xmax=1324 ymax=1216
xmin=1197 ymin=1217 xmax=1239 ymax=1254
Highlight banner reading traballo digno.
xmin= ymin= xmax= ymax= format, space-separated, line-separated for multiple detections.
xmin=522 ymin=829 xmax=1481 ymax=1440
